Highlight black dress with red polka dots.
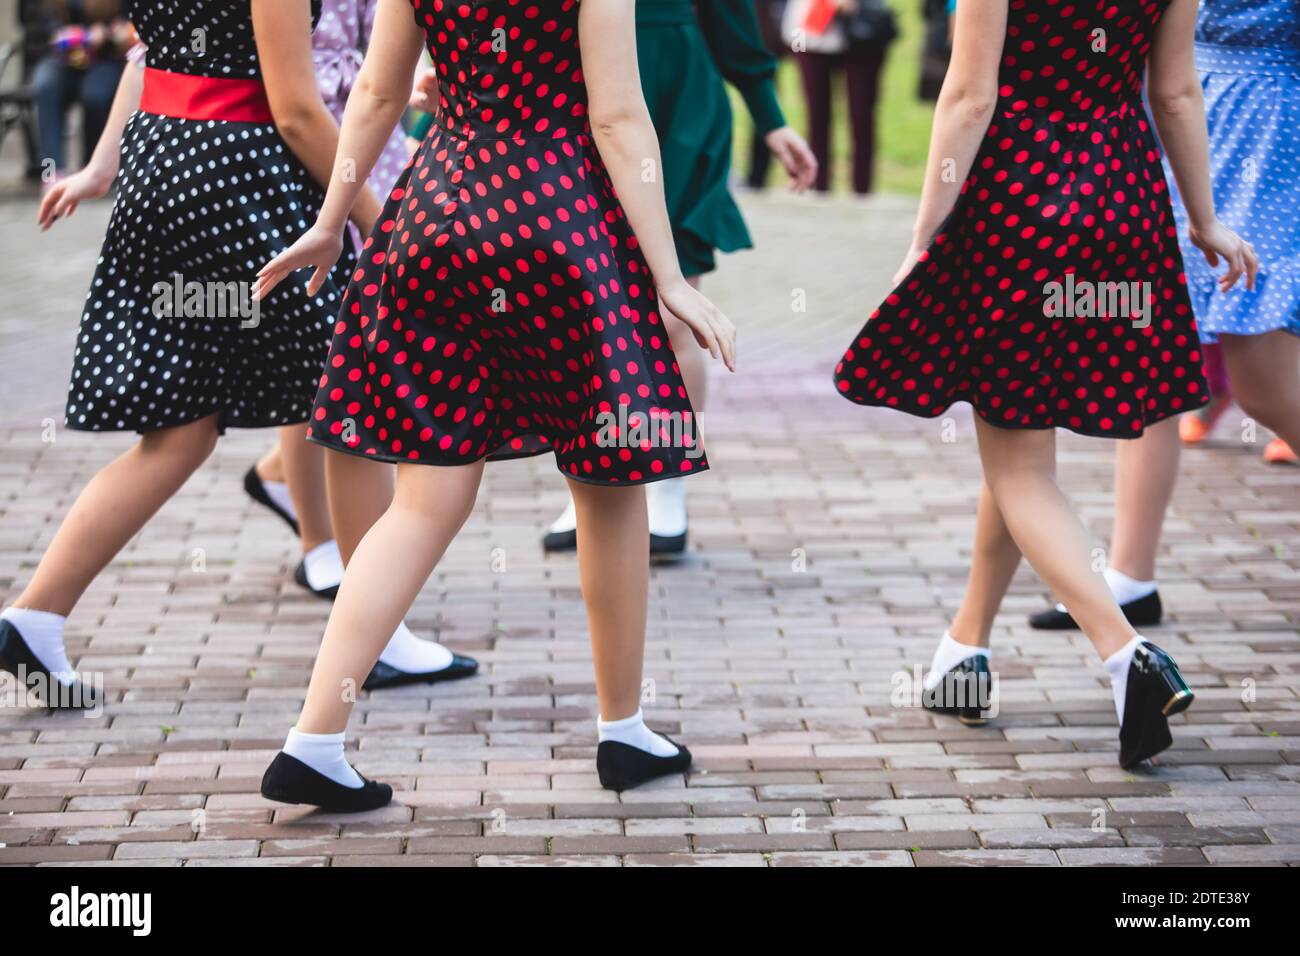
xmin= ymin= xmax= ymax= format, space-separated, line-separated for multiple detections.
xmin=306 ymin=0 xmax=706 ymax=484
xmin=834 ymin=0 xmax=1209 ymax=438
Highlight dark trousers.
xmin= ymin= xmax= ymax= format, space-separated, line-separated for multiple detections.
xmin=33 ymin=55 xmax=124 ymax=170
xmin=745 ymin=0 xmax=787 ymax=189
xmin=795 ymin=47 xmax=884 ymax=195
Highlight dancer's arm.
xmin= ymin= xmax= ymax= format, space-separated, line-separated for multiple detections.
xmin=253 ymin=0 xmax=425 ymax=300
xmin=579 ymin=0 xmax=736 ymax=370
xmin=1148 ymin=0 xmax=1257 ymax=291
xmin=37 ymin=46 xmax=143 ymax=229
xmin=894 ymin=0 xmax=1006 ymax=283
xmin=252 ymin=0 xmax=382 ymax=233
xmin=697 ymin=0 xmax=817 ymax=191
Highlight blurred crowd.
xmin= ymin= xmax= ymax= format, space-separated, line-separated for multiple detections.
xmin=4 ymin=0 xmax=957 ymax=194
xmin=746 ymin=0 xmax=954 ymax=194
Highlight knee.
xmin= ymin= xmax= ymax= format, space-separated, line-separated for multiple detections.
xmin=982 ymin=458 xmax=1056 ymax=503
xmin=1233 ymin=388 xmax=1274 ymax=433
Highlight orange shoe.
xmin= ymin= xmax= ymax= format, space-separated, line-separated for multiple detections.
xmin=1179 ymin=414 xmax=1212 ymax=444
xmin=1179 ymin=396 xmax=1233 ymax=445
xmin=1263 ymin=438 xmax=1298 ymax=465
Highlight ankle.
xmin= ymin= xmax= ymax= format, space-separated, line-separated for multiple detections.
xmin=6 ymin=597 xmax=73 ymax=619
xmin=946 ymin=617 xmax=989 ymax=649
xmin=1098 ymin=631 xmax=1142 ymax=663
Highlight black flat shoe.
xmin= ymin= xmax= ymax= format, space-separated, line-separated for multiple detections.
xmin=260 ymin=751 xmax=392 ymax=812
xmin=542 ymin=528 xmax=577 ymax=552
xmin=294 ymin=560 xmax=339 ymax=600
xmin=1029 ymin=590 xmax=1162 ymax=631
xmin=649 ymin=530 xmax=688 ymax=556
xmin=244 ymin=465 xmax=300 ymax=536
xmin=922 ymin=654 xmax=995 ymax=726
xmin=1118 ymin=641 xmax=1194 ymax=770
xmin=596 ymin=737 xmax=692 ymax=791
xmin=0 ymin=619 xmax=99 ymax=711
xmin=362 ymin=653 xmax=479 ymax=691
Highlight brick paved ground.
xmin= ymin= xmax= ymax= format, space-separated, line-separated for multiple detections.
xmin=1 ymin=187 xmax=1297 ymax=867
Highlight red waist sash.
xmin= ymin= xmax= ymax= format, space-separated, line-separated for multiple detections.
xmin=139 ymin=67 xmax=274 ymax=123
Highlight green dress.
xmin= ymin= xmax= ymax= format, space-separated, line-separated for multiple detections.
xmin=637 ymin=0 xmax=786 ymax=277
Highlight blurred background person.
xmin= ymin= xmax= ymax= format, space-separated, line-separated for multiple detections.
xmin=918 ymin=0 xmax=954 ymax=101
xmin=783 ymin=0 xmax=897 ymax=194
xmin=29 ymin=0 xmax=128 ymax=188
xmin=744 ymin=0 xmax=789 ymax=189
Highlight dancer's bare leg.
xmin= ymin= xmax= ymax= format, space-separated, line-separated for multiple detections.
xmin=568 ymin=479 xmax=650 ymax=720
xmin=295 ymin=460 xmax=483 ymax=733
xmin=973 ymin=419 xmax=1135 ymax=660
xmin=13 ymin=414 xmax=220 ymax=616
xmin=1221 ymin=330 xmax=1300 ymax=451
xmin=947 ymin=482 xmax=1022 ymax=649
xmin=256 ymin=442 xmax=286 ymax=483
xmin=325 ymin=451 xmax=395 ymax=564
xmin=276 ymin=424 xmax=333 ymax=552
xmin=1110 ymin=417 xmax=1181 ymax=582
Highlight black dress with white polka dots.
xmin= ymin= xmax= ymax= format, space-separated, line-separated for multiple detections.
xmin=65 ymin=0 xmax=344 ymax=433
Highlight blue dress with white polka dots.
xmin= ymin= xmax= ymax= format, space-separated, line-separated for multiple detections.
xmin=1167 ymin=0 xmax=1300 ymax=343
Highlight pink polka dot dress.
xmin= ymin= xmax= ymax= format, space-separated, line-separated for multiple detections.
xmin=307 ymin=0 xmax=706 ymax=484
xmin=835 ymin=0 xmax=1209 ymax=439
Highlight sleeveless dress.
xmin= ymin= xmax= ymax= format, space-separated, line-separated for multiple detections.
xmin=1167 ymin=0 xmax=1299 ymax=343
xmin=835 ymin=0 xmax=1208 ymax=438
xmin=306 ymin=0 xmax=707 ymax=484
xmin=65 ymin=0 xmax=342 ymax=434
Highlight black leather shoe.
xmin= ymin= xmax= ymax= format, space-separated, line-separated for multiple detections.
xmin=649 ymin=531 xmax=688 ymax=556
xmin=362 ymin=653 xmax=479 ymax=691
xmin=294 ymin=560 xmax=339 ymax=600
xmin=922 ymin=654 xmax=995 ymax=726
xmin=542 ymin=528 xmax=577 ymax=552
xmin=244 ymin=465 xmax=299 ymax=536
xmin=0 ymin=618 xmax=99 ymax=711
xmin=1118 ymin=641 xmax=1194 ymax=769
xmin=597 ymin=737 xmax=692 ymax=791
xmin=1029 ymin=590 xmax=1162 ymax=631
xmin=260 ymin=751 xmax=392 ymax=812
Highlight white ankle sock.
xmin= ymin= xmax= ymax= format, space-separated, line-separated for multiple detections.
xmin=302 ymin=540 xmax=344 ymax=591
xmin=1055 ymin=568 xmax=1157 ymax=613
xmin=548 ymin=498 xmax=577 ymax=534
xmin=282 ymin=727 xmax=363 ymax=788
xmin=1103 ymin=568 xmax=1157 ymax=606
xmin=378 ymin=621 xmax=454 ymax=673
xmin=646 ymin=478 xmax=688 ymax=537
xmin=261 ymin=476 xmax=297 ymax=523
xmin=597 ymin=707 xmax=680 ymax=758
xmin=923 ymin=630 xmax=990 ymax=691
xmin=1 ymin=607 xmax=75 ymax=686
xmin=1103 ymin=635 xmax=1146 ymax=722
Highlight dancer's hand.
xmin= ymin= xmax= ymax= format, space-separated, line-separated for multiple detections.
xmin=891 ymin=244 xmax=927 ymax=286
xmin=657 ymin=277 xmax=737 ymax=372
xmin=37 ymin=165 xmax=114 ymax=231
xmin=1189 ymin=220 xmax=1259 ymax=293
xmin=410 ymin=67 xmax=438 ymax=112
xmin=765 ymin=126 xmax=818 ymax=193
xmin=252 ymin=224 xmax=345 ymax=301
